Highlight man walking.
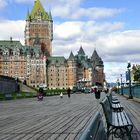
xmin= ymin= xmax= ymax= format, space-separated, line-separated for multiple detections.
xmin=67 ymin=88 xmax=71 ymax=98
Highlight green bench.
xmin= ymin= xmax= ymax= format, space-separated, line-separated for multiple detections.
xmin=16 ymin=93 xmax=23 ymax=98
xmin=32 ymin=93 xmax=37 ymax=97
xmin=5 ymin=94 xmax=13 ymax=100
xmin=79 ymin=112 xmax=107 ymax=140
xmin=25 ymin=93 xmax=32 ymax=98
xmin=100 ymin=98 xmax=133 ymax=139
xmin=106 ymin=94 xmax=123 ymax=112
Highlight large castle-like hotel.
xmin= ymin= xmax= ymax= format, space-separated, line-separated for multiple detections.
xmin=0 ymin=0 xmax=105 ymax=89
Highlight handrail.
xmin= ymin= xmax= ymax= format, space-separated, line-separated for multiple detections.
xmin=79 ymin=112 xmax=104 ymax=140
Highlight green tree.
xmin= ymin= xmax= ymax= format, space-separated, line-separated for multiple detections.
xmin=134 ymin=69 xmax=140 ymax=83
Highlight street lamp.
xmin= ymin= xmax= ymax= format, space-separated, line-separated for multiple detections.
xmin=127 ymin=61 xmax=133 ymax=99
xmin=120 ymin=74 xmax=123 ymax=95
xmin=117 ymin=79 xmax=120 ymax=94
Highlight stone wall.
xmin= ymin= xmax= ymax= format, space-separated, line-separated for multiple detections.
xmin=0 ymin=76 xmax=18 ymax=94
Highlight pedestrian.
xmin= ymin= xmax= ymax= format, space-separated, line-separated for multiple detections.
xmin=17 ymin=84 xmax=20 ymax=92
xmin=67 ymin=87 xmax=71 ymax=98
xmin=94 ymin=87 xmax=101 ymax=99
xmin=60 ymin=92 xmax=63 ymax=98
xmin=37 ymin=88 xmax=44 ymax=101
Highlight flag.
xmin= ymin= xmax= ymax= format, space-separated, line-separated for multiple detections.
xmin=126 ymin=71 xmax=130 ymax=81
xmin=130 ymin=71 xmax=134 ymax=81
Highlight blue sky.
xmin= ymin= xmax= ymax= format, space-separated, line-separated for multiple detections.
xmin=0 ymin=0 xmax=140 ymax=83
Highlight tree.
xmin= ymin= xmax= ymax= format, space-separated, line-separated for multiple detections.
xmin=134 ymin=69 xmax=140 ymax=83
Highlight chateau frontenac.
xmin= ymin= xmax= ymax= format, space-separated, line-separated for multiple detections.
xmin=25 ymin=0 xmax=53 ymax=56
xmin=0 ymin=0 xmax=105 ymax=89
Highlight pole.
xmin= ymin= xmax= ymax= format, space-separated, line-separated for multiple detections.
xmin=128 ymin=68 xmax=133 ymax=99
xmin=117 ymin=79 xmax=119 ymax=94
xmin=120 ymin=74 xmax=123 ymax=95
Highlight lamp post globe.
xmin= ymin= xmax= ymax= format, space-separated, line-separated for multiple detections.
xmin=127 ymin=61 xmax=131 ymax=69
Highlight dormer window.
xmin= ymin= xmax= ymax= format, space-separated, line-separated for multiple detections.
xmin=37 ymin=9 xmax=42 ymax=21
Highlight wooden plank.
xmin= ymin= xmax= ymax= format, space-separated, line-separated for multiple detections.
xmin=0 ymin=93 xmax=140 ymax=140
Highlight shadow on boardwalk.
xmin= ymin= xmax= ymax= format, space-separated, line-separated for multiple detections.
xmin=0 ymin=93 xmax=140 ymax=140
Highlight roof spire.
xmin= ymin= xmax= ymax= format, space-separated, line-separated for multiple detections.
xmin=78 ymin=46 xmax=85 ymax=56
xmin=29 ymin=0 xmax=49 ymax=21
xmin=68 ymin=51 xmax=75 ymax=61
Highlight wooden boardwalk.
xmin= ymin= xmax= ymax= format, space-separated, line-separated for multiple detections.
xmin=0 ymin=93 xmax=140 ymax=140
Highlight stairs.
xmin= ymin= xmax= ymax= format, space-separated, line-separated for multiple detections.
xmin=20 ymin=83 xmax=36 ymax=93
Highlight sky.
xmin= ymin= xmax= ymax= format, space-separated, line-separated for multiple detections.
xmin=0 ymin=0 xmax=140 ymax=83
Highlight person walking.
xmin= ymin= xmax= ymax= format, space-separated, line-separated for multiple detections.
xmin=67 ymin=88 xmax=71 ymax=98
xmin=37 ymin=88 xmax=44 ymax=101
xmin=93 ymin=87 xmax=101 ymax=99
xmin=60 ymin=92 xmax=63 ymax=98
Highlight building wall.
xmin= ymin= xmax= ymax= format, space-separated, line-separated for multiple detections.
xmin=47 ymin=64 xmax=68 ymax=89
xmin=0 ymin=76 xmax=18 ymax=94
xmin=0 ymin=40 xmax=46 ymax=89
xmin=27 ymin=56 xmax=47 ymax=88
xmin=92 ymin=67 xmax=105 ymax=86
xmin=25 ymin=21 xmax=53 ymax=56
xmin=67 ymin=60 xmax=77 ymax=89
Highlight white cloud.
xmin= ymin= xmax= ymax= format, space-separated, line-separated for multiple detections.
xmin=54 ymin=22 xmax=83 ymax=40
xmin=52 ymin=21 xmax=140 ymax=83
xmin=52 ymin=6 xmax=124 ymax=20
xmin=13 ymin=0 xmax=124 ymax=20
xmin=96 ymin=30 xmax=140 ymax=59
xmin=0 ymin=19 xmax=139 ymax=83
xmin=0 ymin=20 xmax=25 ymax=44
xmin=54 ymin=21 xmax=124 ymax=40
xmin=104 ymin=62 xmax=127 ymax=83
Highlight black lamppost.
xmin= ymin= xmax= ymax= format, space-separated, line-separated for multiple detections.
xmin=117 ymin=79 xmax=120 ymax=94
xmin=120 ymin=74 xmax=123 ymax=95
xmin=127 ymin=61 xmax=133 ymax=99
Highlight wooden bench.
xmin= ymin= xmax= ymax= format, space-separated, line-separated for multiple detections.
xmin=100 ymin=98 xmax=133 ymax=139
xmin=79 ymin=112 xmax=107 ymax=140
xmin=106 ymin=94 xmax=123 ymax=112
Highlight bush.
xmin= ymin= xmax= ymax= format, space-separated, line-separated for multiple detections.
xmin=45 ymin=89 xmax=67 ymax=96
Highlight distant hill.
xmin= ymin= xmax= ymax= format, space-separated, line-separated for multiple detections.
xmin=108 ymin=82 xmax=117 ymax=87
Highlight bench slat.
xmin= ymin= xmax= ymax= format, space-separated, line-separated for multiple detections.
xmin=100 ymin=97 xmax=133 ymax=139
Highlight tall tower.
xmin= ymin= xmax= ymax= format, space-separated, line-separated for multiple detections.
xmin=24 ymin=0 xmax=53 ymax=56
xmin=91 ymin=49 xmax=105 ymax=86
xmin=67 ymin=51 xmax=77 ymax=89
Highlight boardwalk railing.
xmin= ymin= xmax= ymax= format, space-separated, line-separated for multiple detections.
xmin=119 ymin=85 xmax=140 ymax=99
xmin=79 ymin=112 xmax=107 ymax=140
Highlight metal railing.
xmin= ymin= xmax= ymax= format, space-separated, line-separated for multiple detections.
xmin=119 ymin=85 xmax=140 ymax=99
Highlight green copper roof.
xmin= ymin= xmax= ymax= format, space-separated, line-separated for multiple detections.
xmin=91 ymin=49 xmax=103 ymax=67
xmin=27 ymin=0 xmax=49 ymax=21
xmin=91 ymin=49 xmax=99 ymax=60
xmin=68 ymin=51 xmax=75 ymax=61
xmin=0 ymin=39 xmax=42 ymax=57
xmin=78 ymin=46 xmax=85 ymax=56
xmin=47 ymin=56 xmax=67 ymax=66
xmin=48 ymin=11 xmax=52 ymax=20
xmin=0 ymin=40 xmax=22 ymax=48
